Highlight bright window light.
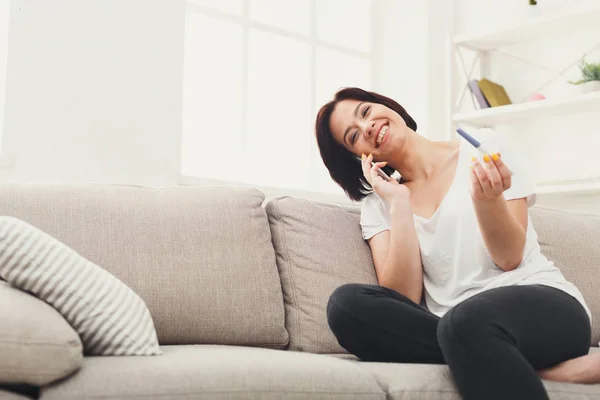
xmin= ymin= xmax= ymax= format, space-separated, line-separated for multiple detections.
xmin=189 ymin=0 xmax=244 ymax=16
xmin=315 ymin=48 xmax=371 ymax=113
xmin=182 ymin=0 xmax=373 ymax=193
xmin=246 ymin=30 xmax=311 ymax=188
xmin=181 ymin=13 xmax=244 ymax=181
xmin=250 ymin=0 xmax=309 ymax=35
xmin=316 ymin=0 xmax=372 ymax=53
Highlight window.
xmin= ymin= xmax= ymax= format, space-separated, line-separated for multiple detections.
xmin=182 ymin=0 xmax=373 ymax=194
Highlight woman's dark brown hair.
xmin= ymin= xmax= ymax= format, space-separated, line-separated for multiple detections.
xmin=315 ymin=87 xmax=417 ymax=202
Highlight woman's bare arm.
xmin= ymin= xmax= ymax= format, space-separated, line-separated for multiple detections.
xmin=470 ymin=154 xmax=528 ymax=272
xmin=473 ymin=197 xmax=527 ymax=271
xmin=368 ymin=197 xmax=423 ymax=304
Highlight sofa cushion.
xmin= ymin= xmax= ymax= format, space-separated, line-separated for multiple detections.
xmin=0 ymin=183 xmax=288 ymax=348
xmin=0 ymin=281 xmax=82 ymax=386
xmin=0 ymin=217 xmax=160 ymax=356
xmin=530 ymin=207 xmax=600 ymax=345
xmin=40 ymin=345 xmax=385 ymax=400
xmin=358 ymin=347 xmax=600 ymax=400
xmin=265 ymin=197 xmax=377 ymax=354
xmin=0 ymin=388 xmax=33 ymax=400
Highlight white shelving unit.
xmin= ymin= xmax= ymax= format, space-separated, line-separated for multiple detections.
xmin=450 ymin=6 xmax=600 ymax=195
xmin=453 ymin=7 xmax=600 ymax=51
xmin=453 ymin=91 xmax=600 ymax=127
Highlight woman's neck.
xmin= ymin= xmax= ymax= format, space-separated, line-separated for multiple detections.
xmin=391 ymin=135 xmax=460 ymax=183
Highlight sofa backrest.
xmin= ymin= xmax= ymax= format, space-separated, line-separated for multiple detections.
xmin=0 ymin=182 xmax=289 ymax=349
xmin=265 ymin=196 xmax=377 ymax=354
xmin=265 ymin=196 xmax=600 ymax=353
xmin=530 ymin=206 xmax=600 ymax=345
xmin=1 ymin=182 xmax=597 ymax=353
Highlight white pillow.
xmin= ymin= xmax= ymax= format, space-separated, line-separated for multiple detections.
xmin=0 ymin=217 xmax=161 ymax=356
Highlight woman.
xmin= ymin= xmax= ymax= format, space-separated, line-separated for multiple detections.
xmin=315 ymin=87 xmax=599 ymax=400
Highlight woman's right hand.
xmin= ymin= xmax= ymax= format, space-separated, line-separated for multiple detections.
xmin=361 ymin=153 xmax=410 ymax=204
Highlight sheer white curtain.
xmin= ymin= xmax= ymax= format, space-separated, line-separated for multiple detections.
xmin=181 ymin=0 xmax=372 ymax=195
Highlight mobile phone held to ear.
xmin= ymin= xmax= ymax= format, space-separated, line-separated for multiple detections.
xmin=355 ymin=156 xmax=392 ymax=181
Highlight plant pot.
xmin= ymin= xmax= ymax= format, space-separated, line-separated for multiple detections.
xmin=527 ymin=5 xmax=542 ymax=18
xmin=580 ymin=81 xmax=600 ymax=94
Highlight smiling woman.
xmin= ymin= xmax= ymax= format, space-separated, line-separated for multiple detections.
xmin=315 ymin=87 xmax=415 ymax=201
xmin=316 ymin=86 xmax=597 ymax=400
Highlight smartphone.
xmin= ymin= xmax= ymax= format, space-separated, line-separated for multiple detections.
xmin=355 ymin=156 xmax=392 ymax=181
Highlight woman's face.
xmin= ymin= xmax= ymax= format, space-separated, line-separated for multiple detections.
xmin=329 ymin=99 xmax=408 ymax=161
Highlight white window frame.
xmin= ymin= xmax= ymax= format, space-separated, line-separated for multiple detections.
xmin=179 ymin=0 xmax=372 ymax=205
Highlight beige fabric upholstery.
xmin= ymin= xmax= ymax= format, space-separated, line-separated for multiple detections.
xmin=0 ymin=217 xmax=160 ymax=356
xmin=360 ymin=349 xmax=600 ymax=400
xmin=360 ymin=363 xmax=460 ymax=400
xmin=39 ymin=345 xmax=600 ymax=400
xmin=530 ymin=207 xmax=600 ymax=345
xmin=0 ymin=281 xmax=82 ymax=386
xmin=265 ymin=197 xmax=377 ymax=354
xmin=0 ymin=183 xmax=288 ymax=348
xmin=40 ymin=345 xmax=385 ymax=400
xmin=0 ymin=389 xmax=31 ymax=400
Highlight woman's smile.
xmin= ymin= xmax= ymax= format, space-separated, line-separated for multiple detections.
xmin=376 ymin=123 xmax=390 ymax=148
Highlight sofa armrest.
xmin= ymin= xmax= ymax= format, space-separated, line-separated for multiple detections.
xmin=0 ymin=281 xmax=83 ymax=386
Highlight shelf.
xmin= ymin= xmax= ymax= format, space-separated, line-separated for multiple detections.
xmin=453 ymin=6 xmax=600 ymax=51
xmin=452 ymin=91 xmax=600 ymax=127
xmin=536 ymin=179 xmax=600 ymax=195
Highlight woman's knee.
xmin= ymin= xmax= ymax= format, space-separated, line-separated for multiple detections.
xmin=326 ymin=283 xmax=383 ymax=334
xmin=437 ymin=303 xmax=490 ymax=350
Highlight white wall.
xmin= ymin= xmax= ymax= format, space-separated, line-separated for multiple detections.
xmin=0 ymin=0 xmax=185 ymax=185
xmin=453 ymin=0 xmax=600 ymax=214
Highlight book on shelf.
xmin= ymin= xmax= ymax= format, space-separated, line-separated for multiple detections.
xmin=467 ymin=80 xmax=490 ymax=109
xmin=477 ymin=78 xmax=512 ymax=107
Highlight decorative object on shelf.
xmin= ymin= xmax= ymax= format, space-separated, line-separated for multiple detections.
xmin=569 ymin=57 xmax=600 ymax=93
xmin=528 ymin=93 xmax=546 ymax=101
xmin=527 ymin=0 xmax=542 ymax=18
xmin=477 ymin=79 xmax=512 ymax=107
xmin=467 ymin=80 xmax=490 ymax=109
xmin=452 ymin=6 xmax=600 ymax=126
xmin=453 ymin=91 xmax=600 ymax=126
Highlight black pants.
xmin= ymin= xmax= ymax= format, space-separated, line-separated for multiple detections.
xmin=327 ymin=283 xmax=591 ymax=400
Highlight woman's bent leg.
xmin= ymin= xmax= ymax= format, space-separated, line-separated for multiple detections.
xmin=437 ymin=285 xmax=591 ymax=400
xmin=326 ymin=283 xmax=444 ymax=364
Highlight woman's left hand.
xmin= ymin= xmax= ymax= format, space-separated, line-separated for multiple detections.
xmin=470 ymin=153 xmax=513 ymax=202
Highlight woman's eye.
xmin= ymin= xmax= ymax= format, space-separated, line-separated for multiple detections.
xmin=362 ymin=106 xmax=370 ymax=117
xmin=352 ymin=131 xmax=358 ymax=144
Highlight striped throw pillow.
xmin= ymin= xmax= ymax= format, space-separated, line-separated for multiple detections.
xmin=0 ymin=217 xmax=161 ymax=356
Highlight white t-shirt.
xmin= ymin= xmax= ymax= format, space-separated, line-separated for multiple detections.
xmin=360 ymin=128 xmax=591 ymax=322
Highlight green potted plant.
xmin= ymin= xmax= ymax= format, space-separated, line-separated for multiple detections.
xmin=528 ymin=0 xmax=541 ymax=17
xmin=569 ymin=57 xmax=600 ymax=93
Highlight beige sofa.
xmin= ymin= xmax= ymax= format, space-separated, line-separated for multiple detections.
xmin=0 ymin=182 xmax=599 ymax=400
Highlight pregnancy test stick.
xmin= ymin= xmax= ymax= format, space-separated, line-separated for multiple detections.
xmin=456 ymin=128 xmax=492 ymax=155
